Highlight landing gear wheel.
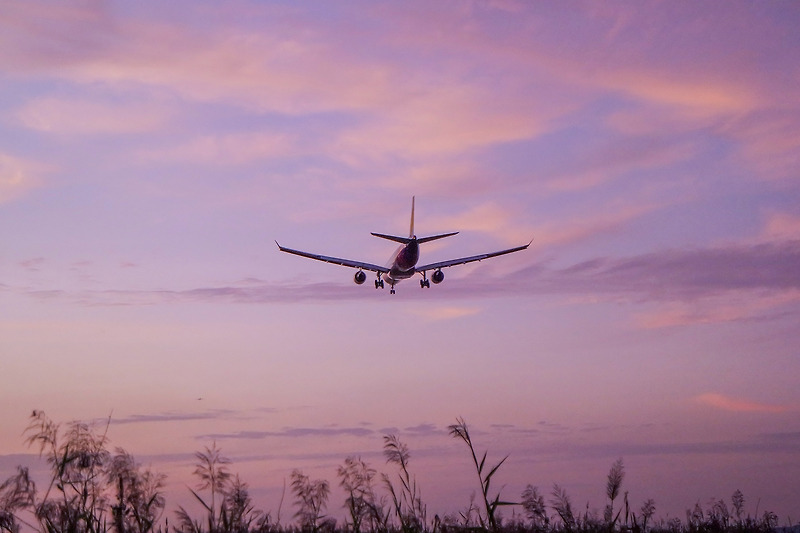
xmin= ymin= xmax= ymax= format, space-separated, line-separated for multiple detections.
xmin=375 ymin=279 xmax=384 ymax=289
xmin=420 ymin=279 xmax=430 ymax=288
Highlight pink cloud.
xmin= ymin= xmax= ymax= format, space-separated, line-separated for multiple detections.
xmin=19 ymin=257 xmax=46 ymax=272
xmin=532 ymin=203 xmax=656 ymax=249
xmin=331 ymin=83 xmax=554 ymax=162
xmin=597 ymin=70 xmax=755 ymax=118
xmin=3 ymin=2 xmax=569 ymax=164
xmin=634 ymin=290 xmax=800 ymax=329
xmin=0 ymin=152 xmax=44 ymax=204
xmin=761 ymin=212 xmax=800 ymax=242
xmin=424 ymin=202 xmax=530 ymax=244
xmin=16 ymin=97 xmax=172 ymax=135
xmin=144 ymin=132 xmax=296 ymax=164
xmin=722 ymin=111 xmax=800 ymax=182
xmin=411 ymin=306 xmax=481 ymax=321
xmin=695 ymin=393 xmax=791 ymax=414
xmin=542 ymin=138 xmax=698 ymax=193
xmin=1 ymin=3 xmax=394 ymax=115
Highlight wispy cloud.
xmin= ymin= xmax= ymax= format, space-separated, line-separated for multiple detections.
xmin=530 ymin=204 xmax=656 ymax=249
xmin=19 ymin=257 xmax=46 ymax=272
xmin=694 ymin=393 xmax=792 ymax=414
xmin=634 ymin=291 xmax=800 ymax=329
xmin=143 ymin=132 xmax=297 ymax=165
xmin=10 ymin=238 xmax=800 ymax=311
xmin=411 ymin=306 xmax=481 ymax=321
xmin=111 ymin=410 xmax=239 ymax=425
xmin=529 ymin=240 xmax=800 ymax=300
xmin=198 ymin=426 xmax=375 ymax=440
xmin=17 ymin=97 xmax=172 ymax=135
xmin=0 ymin=152 xmax=44 ymax=204
xmin=761 ymin=212 xmax=800 ymax=242
xmin=403 ymin=423 xmax=444 ymax=436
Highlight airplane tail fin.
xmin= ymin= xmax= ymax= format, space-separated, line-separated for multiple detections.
xmin=370 ymin=196 xmax=416 ymax=244
xmin=409 ymin=196 xmax=415 ymax=238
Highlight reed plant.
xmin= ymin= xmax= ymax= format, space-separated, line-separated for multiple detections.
xmin=290 ymin=470 xmax=331 ymax=532
xmin=1 ymin=411 xmax=791 ymax=533
xmin=604 ymin=458 xmax=624 ymax=529
xmin=448 ymin=417 xmax=514 ymax=532
xmin=337 ymin=457 xmax=386 ymax=533
xmin=173 ymin=442 xmax=270 ymax=533
xmin=381 ymin=435 xmax=426 ymax=533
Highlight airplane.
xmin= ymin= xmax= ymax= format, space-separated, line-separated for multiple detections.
xmin=276 ymin=197 xmax=531 ymax=294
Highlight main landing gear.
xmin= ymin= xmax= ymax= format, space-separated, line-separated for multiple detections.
xmin=420 ymin=272 xmax=430 ymax=289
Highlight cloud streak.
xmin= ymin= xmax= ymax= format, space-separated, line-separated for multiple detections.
xmin=197 ymin=426 xmax=375 ymax=440
xmin=110 ymin=410 xmax=240 ymax=425
xmin=695 ymin=393 xmax=792 ymax=414
xmin=10 ymin=239 xmax=800 ymax=313
xmin=0 ymin=152 xmax=44 ymax=204
xmin=528 ymin=239 xmax=800 ymax=300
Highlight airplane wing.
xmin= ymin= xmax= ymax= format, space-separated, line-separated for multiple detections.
xmin=416 ymin=241 xmax=532 ymax=272
xmin=275 ymin=241 xmax=390 ymax=273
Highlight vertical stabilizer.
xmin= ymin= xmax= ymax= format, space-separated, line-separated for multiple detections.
xmin=409 ymin=196 xmax=415 ymax=238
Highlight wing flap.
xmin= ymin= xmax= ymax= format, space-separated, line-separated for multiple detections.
xmin=275 ymin=241 xmax=390 ymax=273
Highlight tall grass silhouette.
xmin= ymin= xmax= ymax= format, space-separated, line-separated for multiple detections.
xmin=337 ymin=456 xmax=385 ymax=533
xmin=381 ymin=435 xmax=426 ymax=533
xmin=447 ymin=418 xmax=514 ymax=532
xmin=0 ymin=411 xmax=789 ymax=533
xmin=291 ymin=469 xmax=331 ymax=532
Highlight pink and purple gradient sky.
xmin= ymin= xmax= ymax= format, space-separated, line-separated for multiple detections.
xmin=2 ymin=0 xmax=799 ymax=524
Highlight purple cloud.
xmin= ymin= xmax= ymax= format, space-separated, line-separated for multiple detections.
xmin=525 ymin=239 xmax=800 ymax=301
xmin=19 ymin=257 xmax=45 ymax=271
xmin=198 ymin=426 xmax=375 ymax=440
xmin=111 ymin=410 xmax=239 ymax=425
xmin=12 ymin=239 xmax=799 ymax=308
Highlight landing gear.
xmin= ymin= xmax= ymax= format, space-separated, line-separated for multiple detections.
xmin=375 ymin=273 xmax=397 ymax=294
xmin=420 ymin=272 xmax=431 ymax=288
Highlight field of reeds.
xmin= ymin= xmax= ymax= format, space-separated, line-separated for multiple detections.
xmin=0 ymin=412 xmax=792 ymax=533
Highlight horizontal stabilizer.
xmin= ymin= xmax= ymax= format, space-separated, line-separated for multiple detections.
xmin=371 ymin=231 xmax=459 ymax=244
xmin=371 ymin=232 xmax=412 ymax=244
xmin=417 ymin=231 xmax=458 ymax=244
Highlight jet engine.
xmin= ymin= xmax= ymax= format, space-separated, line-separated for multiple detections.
xmin=354 ymin=270 xmax=367 ymax=285
xmin=431 ymin=269 xmax=445 ymax=284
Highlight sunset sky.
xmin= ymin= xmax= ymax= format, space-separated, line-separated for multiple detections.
xmin=2 ymin=0 xmax=799 ymax=525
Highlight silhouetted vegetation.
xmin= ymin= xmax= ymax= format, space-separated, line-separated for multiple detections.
xmin=0 ymin=412 xmax=791 ymax=533
xmin=448 ymin=418 xmax=514 ymax=532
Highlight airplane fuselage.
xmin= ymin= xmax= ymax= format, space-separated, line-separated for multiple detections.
xmin=385 ymin=238 xmax=419 ymax=283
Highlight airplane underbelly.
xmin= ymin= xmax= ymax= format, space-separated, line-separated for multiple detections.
xmin=384 ymin=268 xmax=414 ymax=283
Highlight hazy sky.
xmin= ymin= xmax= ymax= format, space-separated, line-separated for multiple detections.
xmin=2 ymin=0 xmax=799 ymax=524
